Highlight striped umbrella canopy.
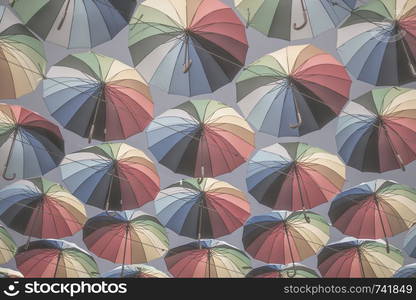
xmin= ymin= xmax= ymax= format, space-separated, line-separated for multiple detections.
xmin=15 ymin=239 xmax=99 ymax=278
xmin=246 ymin=263 xmax=320 ymax=278
xmin=128 ymin=0 xmax=248 ymax=96
xmin=0 ymin=177 xmax=87 ymax=239
xmin=336 ymin=87 xmax=416 ymax=173
xmin=404 ymin=225 xmax=416 ymax=258
xmin=0 ymin=104 xmax=65 ymax=181
xmin=235 ymin=0 xmax=357 ymax=41
xmin=394 ymin=264 xmax=416 ymax=278
xmin=337 ymin=0 xmax=416 ymax=86
xmin=103 ymin=264 xmax=169 ymax=278
xmin=12 ymin=0 xmax=137 ymax=49
xmin=237 ymin=44 xmax=351 ymax=137
xmin=44 ymin=52 xmax=153 ymax=143
xmin=0 ymin=225 xmax=16 ymax=264
xmin=0 ymin=267 xmax=23 ymax=278
xmin=243 ymin=211 xmax=330 ymax=264
xmin=165 ymin=239 xmax=251 ymax=278
xmin=155 ymin=178 xmax=250 ymax=239
xmin=60 ymin=143 xmax=160 ymax=211
xmin=146 ymin=99 xmax=255 ymax=178
xmin=247 ymin=142 xmax=346 ymax=211
xmin=318 ymin=238 xmax=404 ymax=278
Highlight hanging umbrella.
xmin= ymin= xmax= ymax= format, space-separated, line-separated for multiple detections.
xmin=12 ymin=0 xmax=136 ymax=49
xmin=0 ymin=267 xmax=23 ymax=278
xmin=15 ymin=239 xmax=99 ymax=278
xmin=247 ymin=142 xmax=346 ymax=211
xmin=337 ymin=0 xmax=416 ymax=86
xmin=404 ymin=225 xmax=416 ymax=258
xmin=147 ymin=99 xmax=255 ymax=177
xmin=165 ymin=239 xmax=251 ymax=278
xmin=0 ymin=104 xmax=65 ymax=180
xmin=235 ymin=0 xmax=357 ymax=41
xmin=83 ymin=210 xmax=168 ymax=276
xmin=155 ymin=178 xmax=250 ymax=239
xmin=394 ymin=264 xmax=416 ymax=278
xmin=0 ymin=178 xmax=87 ymax=241
xmin=246 ymin=263 xmax=320 ymax=278
xmin=60 ymin=143 xmax=160 ymax=211
xmin=336 ymin=87 xmax=416 ymax=173
xmin=103 ymin=264 xmax=169 ymax=278
xmin=237 ymin=44 xmax=351 ymax=137
xmin=44 ymin=52 xmax=153 ymax=143
xmin=318 ymin=238 xmax=403 ymax=278
xmin=0 ymin=225 xmax=16 ymax=264
xmin=128 ymin=0 xmax=248 ymax=96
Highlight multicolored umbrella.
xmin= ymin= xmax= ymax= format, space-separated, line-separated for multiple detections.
xmin=404 ymin=225 xmax=416 ymax=258
xmin=103 ymin=264 xmax=169 ymax=278
xmin=235 ymin=0 xmax=357 ymax=40
xmin=318 ymin=238 xmax=404 ymax=278
xmin=0 ymin=104 xmax=65 ymax=180
xmin=0 ymin=267 xmax=23 ymax=278
xmin=83 ymin=210 xmax=168 ymax=275
xmin=336 ymin=87 xmax=416 ymax=173
xmin=60 ymin=143 xmax=160 ymax=211
xmin=146 ymin=100 xmax=255 ymax=177
xmin=0 ymin=177 xmax=87 ymax=240
xmin=394 ymin=264 xmax=416 ymax=278
xmin=128 ymin=0 xmax=248 ymax=96
xmin=165 ymin=239 xmax=251 ymax=278
xmin=15 ymin=239 xmax=99 ymax=278
xmin=44 ymin=52 xmax=153 ymax=143
xmin=0 ymin=225 xmax=16 ymax=264
xmin=337 ymin=0 xmax=416 ymax=86
xmin=246 ymin=263 xmax=320 ymax=278
xmin=155 ymin=178 xmax=250 ymax=239
xmin=12 ymin=0 xmax=136 ymax=49
xmin=237 ymin=44 xmax=351 ymax=137
xmin=247 ymin=142 xmax=346 ymax=211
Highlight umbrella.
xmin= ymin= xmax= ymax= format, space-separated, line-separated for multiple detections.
xmin=0 ymin=177 xmax=87 ymax=241
xmin=103 ymin=264 xmax=169 ymax=278
xmin=155 ymin=178 xmax=250 ymax=239
xmin=336 ymin=87 xmax=416 ymax=173
xmin=15 ymin=239 xmax=99 ymax=278
xmin=235 ymin=0 xmax=357 ymax=40
xmin=329 ymin=179 xmax=416 ymax=251
xmin=128 ymin=0 xmax=248 ymax=96
xmin=247 ymin=142 xmax=345 ymax=211
xmin=0 ymin=104 xmax=65 ymax=181
xmin=146 ymin=99 xmax=255 ymax=177
xmin=83 ymin=210 xmax=168 ymax=276
xmin=0 ymin=267 xmax=23 ymax=278
xmin=246 ymin=263 xmax=320 ymax=278
xmin=165 ymin=239 xmax=251 ymax=278
xmin=0 ymin=225 xmax=16 ymax=264
xmin=337 ymin=0 xmax=416 ymax=86
xmin=243 ymin=211 xmax=330 ymax=264
xmin=394 ymin=264 xmax=416 ymax=278
xmin=237 ymin=44 xmax=351 ymax=137
xmin=404 ymin=225 xmax=416 ymax=258
xmin=60 ymin=143 xmax=160 ymax=211
xmin=12 ymin=0 xmax=137 ymax=49
xmin=318 ymin=238 xmax=404 ymax=278
xmin=44 ymin=52 xmax=153 ymax=143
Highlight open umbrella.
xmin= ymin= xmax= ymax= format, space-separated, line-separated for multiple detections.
xmin=12 ymin=0 xmax=137 ymax=49
xmin=128 ymin=0 xmax=248 ymax=96
xmin=0 ymin=268 xmax=23 ymax=278
xmin=404 ymin=225 xmax=416 ymax=258
xmin=0 ymin=104 xmax=65 ymax=181
xmin=394 ymin=264 xmax=416 ymax=278
xmin=146 ymin=99 xmax=255 ymax=178
xmin=44 ymin=52 xmax=153 ymax=143
xmin=165 ymin=239 xmax=251 ymax=278
xmin=336 ymin=87 xmax=416 ymax=172
xmin=103 ymin=264 xmax=169 ymax=278
xmin=318 ymin=238 xmax=404 ymax=278
xmin=60 ymin=143 xmax=160 ymax=211
xmin=0 ymin=225 xmax=16 ymax=264
xmin=155 ymin=178 xmax=250 ymax=239
xmin=246 ymin=263 xmax=320 ymax=278
xmin=237 ymin=44 xmax=351 ymax=137
xmin=247 ymin=142 xmax=345 ymax=212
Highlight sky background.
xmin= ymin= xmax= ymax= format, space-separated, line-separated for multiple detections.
xmin=2 ymin=0 xmax=416 ymax=277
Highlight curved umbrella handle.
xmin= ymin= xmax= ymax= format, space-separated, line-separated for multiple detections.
xmin=290 ymin=112 xmax=303 ymax=129
xmin=2 ymin=169 xmax=16 ymax=181
xmin=287 ymin=267 xmax=297 ymax=278
xmin=293 ymin=0 xmax=308 ymax=30
xmin=3 ymin=133 xmax=17 ymax=181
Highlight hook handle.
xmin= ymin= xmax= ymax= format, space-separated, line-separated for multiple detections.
xmin=2 ymin=169 xmax=16 ymax=181
xmin=290 ymin=112 xmax=303 ymax=129
xmin=293 ymin=0 xmax=308 ymax=30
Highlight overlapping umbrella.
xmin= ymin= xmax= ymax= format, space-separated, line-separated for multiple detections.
xmin=103 ymin=264 xmax=169 ymax=278
xmin=0 ymin=268 xmax=23 ymax=278
xmin=246 ymin=263 xmax=320 ymax=278
xmin=404 ymin=225 xmax=416 ymax=258
xmin=0 ymin=225 xmax=16 ymax=264
xmin=394 ymin=264 xmax=416 ymax=278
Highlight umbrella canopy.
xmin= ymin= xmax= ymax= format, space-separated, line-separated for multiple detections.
xmin=147 ymin=99 xmax=255 ymax=177
xmin=235 ymin=0 xmax=357 ymax=41
xmin=44 ymin=52 xmax=153 ymax=143
xmin=0 ymin=104 xmax=65 ymax=180
xmin=337 ymin=0 xmax=416 ymax=86
xmin=12 ymin=0 xmax=137 ymax=49
xmin=0 ymin=225 xmax=16 ymax=264
xmin=60 ymin=143 xmax=160 ymax=211
xmin=165 ymin=239 xmax=251 ymax=278
xmin=243 ymin=211 xmax=330 ymax=264
xmin=15 ymin=239 xmax=99 ymax=278
xmin=318 ymin=238 xmax=404 ymax=278
xmin=103 ymin=264 xmax=169 ymax=278
xmin=246 ymin=263 xmax=320 ymax=278
xmin=237 ymin=44 xmax=351 ymax=137
xmin=336 ymin=87 xmax=416 ymax=173
xmin=247 ymin=142 xmax=345 ymax=211
xmin=0 ymin=177 xmax=87 ymax=239
xmin=394 ymin=264 xmax=416 ymax=278
xmin=404 ymin=225 xmax=416 ymax=258
xmin=0 ymin=267 xmax=23 ymax=278
xmin=155 ymin=178 xmax=250 ymax=239
xmin=128 ymin=0 xmax=248 ymax=96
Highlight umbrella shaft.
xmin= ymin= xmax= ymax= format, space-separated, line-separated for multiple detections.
xmin=374 ymin=199 xmax=390 ymax=252
xmin=88 ymin=88 xmax=104 ymax=143
xmin=58 ymin=0 xmax=71 ymax=30
xmin=121 ymin=226 xmax=129 ymax=277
